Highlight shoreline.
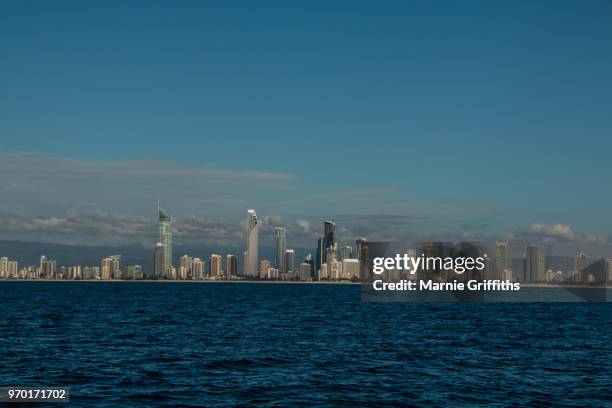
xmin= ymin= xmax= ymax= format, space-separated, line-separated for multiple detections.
xmin=0 ymin=278 xmax=360 ymax=285
xmin=0 ymin=279 xmax=609 ymax=288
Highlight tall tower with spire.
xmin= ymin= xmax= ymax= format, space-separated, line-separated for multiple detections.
xmin=158 ymin=205 xmax=173 ymax=272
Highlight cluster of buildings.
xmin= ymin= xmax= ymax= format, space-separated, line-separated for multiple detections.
xmin=493 ymin=241 xmax=612 ymax=284
xmin=151 ymin=208 xmax=363 ymax=281
xmin=1 ymin=207 xmax=612 ymax=284
xmin=0 ymin=254 xmax=144 ymax=280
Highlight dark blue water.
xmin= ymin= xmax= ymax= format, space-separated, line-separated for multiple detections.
xmin=0 ymin=282 xmax=610 ymax=407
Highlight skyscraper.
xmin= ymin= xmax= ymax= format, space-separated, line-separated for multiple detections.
xmin=298 ymin=262 xmax=311 ymax=281
xmin=7 ymin=261 xmax=18 ymax=278
xmin=110 ymin=255 xmax=121 ymax=279
xmin=274 ymin=227 xmax=287 ymax=274
xmin=526 ymin=243 xmax=545 ymax=282
xmin=39 ymin=255 xmax=46 ymax=277
xmin=192 ymin=258 xmax=206 ymax=280
xmin=158 ymin=207 xmax=173 ymax=271
xmin=315 ymin=237 xmax=324 ymax=280
xmin=245 ymin=209 xmax=259 ymax=277
xmin=285 ymin=249 xmax=295 ymax=273
xmin=154 ymin=243 xmax=166 ymax=279
xmin=0 ymin=257 xmax=7 ymax=278
xmin=101 ymin=257 xmax=113 ymax=280
xmin=356 ymin=238 xmax=369 ymax=281
xmin=323 ymin=220 xmax=336 ymax=263
xmin=180 ymin=255 xmax=193 ymax=278
xmin=127 ymin=265 xmax=143 ymax=280
xmin=340 ymin=245 xmax=353 ymax=261
xmin=226 ymin=254 xmax=237 ymax=278
xmin=574 ymin=251 xmax=590 ymax=283
xmin=210 ymin=254 xmax=222 ymax=278
xmin=495 ymin=240 xmax=512 ymax=281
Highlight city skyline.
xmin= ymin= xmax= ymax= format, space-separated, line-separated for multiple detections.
xmin=2 ymin=205 xmax=612 ymax=284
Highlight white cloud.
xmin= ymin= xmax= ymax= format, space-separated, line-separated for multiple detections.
xmin=529 ymin=223 xmax=576 ymax=241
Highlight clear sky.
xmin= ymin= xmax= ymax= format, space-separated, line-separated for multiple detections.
xmin=1 ymin=1 xmax=611 ymax=253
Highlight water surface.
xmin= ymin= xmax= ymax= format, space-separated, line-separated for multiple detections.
xmin=0 ymin=282 xmax=610 ymax=407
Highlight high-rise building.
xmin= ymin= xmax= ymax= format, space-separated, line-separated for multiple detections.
xmin=126 ymin=265 xmax=142 ymax=280
xmin=39 ymin=255 xmax=46 ymax=277
xmin=82 ymin=266 xmax=97 ymax=280
xmin=340 ymin=245 xmax=353 ymax=261
xmin=267 ymin=268 xmax=279 ymax=280
xmin=110 ymin=255 xmax=121 ymax=279
xmin=274 ymin=227 xmax=287 ymax=273
xmin=154 ymin=243 xmax=166 ymax=279
xmin=45 ymin=259 xmax=57 ymax=279
xmin=158 ymin=207 xmax=173 ymax=271
xmin=495 ymin=240 xmax=512 ymax=281
xmin=210 ymin=254 xmax=222 ymax=278
xmin=298 ymin=262 xmax=311 ymax=281
xmin=285 ymin=249 xmax=295 ymax=273
xmin=315 ymin=237 xmax=324 ymax=280
xmin=342 ymin=258 xmax=360 ymax=280
xmin=68 ymin=265 xmax=82 ymax=279
xmin=38 ymin=256 xmax=57 ymax=279
xmin=259 ymin=260 xmax=271 ymax=279
xmin=607 ymin=258 xmax=612 ymax=282
xmin=125 ymin=266 xmax=135 ymax=280
xmin=323 ymin=220 xmax=336 ymax=262
xmin=8 ymin=260 xmax=18 ymax=278
xmin=1 ymin=259 xmax=18 ymax=279
xmin=0 ymin=257 xmax=8 ymax=278
xmin=192 ymin=258 xmax=206 ymax=280
xmin=526 ymin=243 xmax=545 ymax=282
xmin=574 ymin=251 xmax=590 ymax=283
xmin=226 ymin=254 xmax=237 ymax=278
xmin=87 ymin=266 xmax=100 ymax=279
xmin=245 ymin=209 xmax=259 ymax=277
xmin=101 ymin=257 xmax=113 ymax=280
xmin=180 ymin=255 xmax=193 ymax=277
xmin=356 ymin=238 xmax=369 ymax=280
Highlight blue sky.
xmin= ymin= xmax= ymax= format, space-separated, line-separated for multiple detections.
xmin=1 ymin=1 xmax=611 ymax=251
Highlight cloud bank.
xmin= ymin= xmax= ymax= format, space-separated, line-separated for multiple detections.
xmin=0 ymin=150 xmax=295 ymax=216
xmin=0 ymin=209 xmax=610 ymax=258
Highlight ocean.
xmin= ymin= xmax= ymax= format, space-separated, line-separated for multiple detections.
xmin=0 ymin=281 xmax=610 ymax=407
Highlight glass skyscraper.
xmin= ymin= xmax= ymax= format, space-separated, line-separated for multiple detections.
xmin=274 ymin=227 xmax=287 ymax=274
xmin=158 ymin=207 xmax=173 ymax=271
xmin=323 ymin=220 xmax=336 ymax=263
xmin=526 ymin=243 xmax=545 ymax=282
xmin=315 ymin=237 xmax=324 ymax=280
